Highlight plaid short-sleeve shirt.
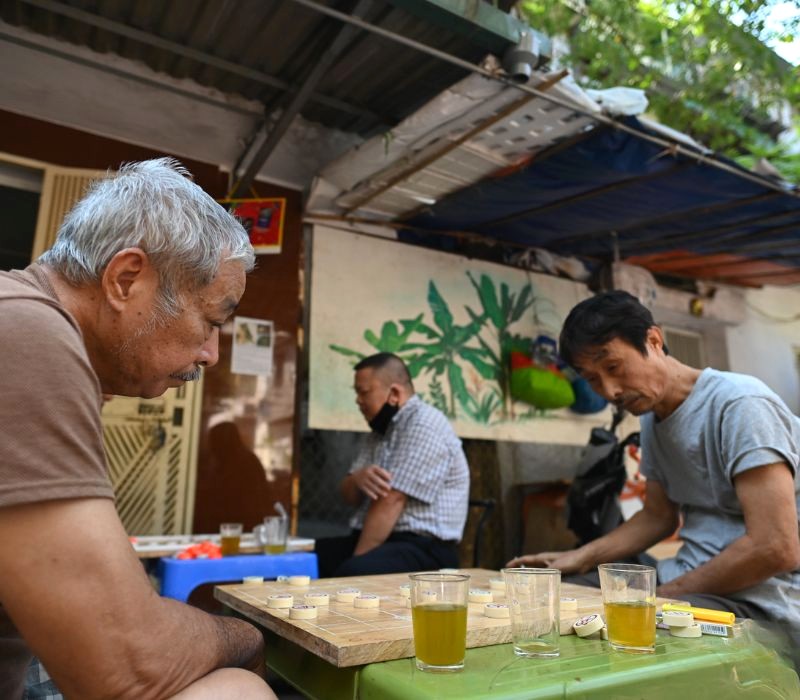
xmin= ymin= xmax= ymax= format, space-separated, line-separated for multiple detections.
xmin=349 ymin=395 xmax=470 ymax=542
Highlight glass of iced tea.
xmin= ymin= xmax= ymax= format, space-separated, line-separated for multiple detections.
xmin=409 ymin=572 xmax=470 ymax=672
xmin=219 ymin=522 xmax=243 ymax=556
xmin=502 ymin=567 xmax=560 ymax=657
xmin=598 ymin=563 xmax=656 ymax=653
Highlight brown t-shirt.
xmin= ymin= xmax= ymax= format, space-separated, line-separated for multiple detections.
xmin=0 ymin=264 xmax=114 ymax=698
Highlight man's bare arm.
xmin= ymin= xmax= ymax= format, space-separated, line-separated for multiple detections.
xmin=0 ymin=498 xmax=265 ymax=700
xmin=340 ymin=465 xmax=392 ymax=505
xmin=507 ymin=480 xmax=679 ymax=572
xmin=657 ymin=463 xmax=800 ymax=598
xmin=353 ymin=489 xmax=407 ymax=556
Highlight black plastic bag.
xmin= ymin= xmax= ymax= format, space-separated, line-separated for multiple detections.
xmin=566 ymin=409 xmax=640 ymax=545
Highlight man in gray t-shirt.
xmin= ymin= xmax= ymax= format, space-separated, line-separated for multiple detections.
xmin=509 ymin=291 xmax=800 ymax=644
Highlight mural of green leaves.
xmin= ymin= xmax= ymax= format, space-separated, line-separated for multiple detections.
xmin=330 ymin=272 xmax=561 ymax=424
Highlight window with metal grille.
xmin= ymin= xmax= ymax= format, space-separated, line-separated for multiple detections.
xmin=663 ymin=327 xmax=706 ymax=368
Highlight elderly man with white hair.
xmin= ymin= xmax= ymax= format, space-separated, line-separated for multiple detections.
xmin=0 ymin=159 xmax=276 ymax=699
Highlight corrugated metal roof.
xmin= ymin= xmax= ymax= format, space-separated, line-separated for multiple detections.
xmin=1 ymin=0 xmax=519 ymax=136
xmin=6 ymin=0 xmax=798 ymax=287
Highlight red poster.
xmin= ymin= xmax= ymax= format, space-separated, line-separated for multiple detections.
xmin=221 ymin=198 xmax=286 ymax=254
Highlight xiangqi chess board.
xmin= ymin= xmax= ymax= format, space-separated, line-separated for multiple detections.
xmin=215 ymin=568 xmax=619 ymax=667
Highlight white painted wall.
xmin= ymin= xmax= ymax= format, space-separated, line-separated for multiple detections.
xmin=726 ymin=285 xmax=800 ymax=414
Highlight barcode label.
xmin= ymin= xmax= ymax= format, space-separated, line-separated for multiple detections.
xmin=698 ymin=622 xmax=730 ymax=637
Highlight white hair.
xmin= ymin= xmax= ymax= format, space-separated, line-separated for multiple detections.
xmin=39 ymin=158 xmax=255 ymax=316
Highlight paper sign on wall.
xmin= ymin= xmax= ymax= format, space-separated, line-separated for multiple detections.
xmin=231 ymin=316 xmax=274 ymax=376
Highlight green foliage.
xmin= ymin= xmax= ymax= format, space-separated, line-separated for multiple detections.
xmin=520 ymin=0 xmax=800 ymax=182
xmin=363 ymin=313 xmax=424 ymax=353
xmin=328 ymin=273 xmax=561 ymax=423
xmin=330 ymin=313 xmax=424 ymax=366
xmin=404 ymin=281 xmax=488 ymax=418
xmin=465 ymin=272 xmax=534 ymax=419
xmin=428 ymin=376 xmax=450 ymax=414
xmin=459 ymin=387 xmax=503 ymax=424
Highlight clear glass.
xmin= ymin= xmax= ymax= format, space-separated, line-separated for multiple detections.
xmin=502 ymin=567 xmax=561 ymax=658
xmin=598 ymin=563 xmax=657 ymax=653
xmin=409 ymin=572 xmax=470 ymax=673
xmin=219 ymin=522 xmax=243 ymax=556
xmin=254 ymin=516 xmax=288 ymax=554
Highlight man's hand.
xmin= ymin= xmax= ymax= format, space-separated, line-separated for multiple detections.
xmin=350 ymin=465 xmax=393 ymax=500
xmin=505 ymin=481 xmax=679 ymax=578
xmin=506 ymin=548 xmax=592 ymax=575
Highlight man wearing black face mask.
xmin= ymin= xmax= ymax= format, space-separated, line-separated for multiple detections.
xmin=314 ymin=353 xmax=470 ymax=578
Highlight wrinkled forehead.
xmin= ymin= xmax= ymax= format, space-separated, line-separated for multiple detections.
xmin=571 ymin=338 xmax=635 ymax=374
xmin=571 ymin=345 xmax=608 ymax=374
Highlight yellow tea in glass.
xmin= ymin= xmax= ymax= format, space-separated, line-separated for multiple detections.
xmin=220 ymin=523 xmax=242 ymax=556
xmin=604 ymin=601 xmax=656 ymax=649
xmin=409 ymin=572 xmax=470 ymax=672
xmin=598 ymin=563 xmax=657 ymax=653
xmin=264 ymin=543 xmax=286 ymax=554
xmin=220 ymin=535 xmax=240 ymax=556
xmin=412 ymin=603 xmax=467 ymax=666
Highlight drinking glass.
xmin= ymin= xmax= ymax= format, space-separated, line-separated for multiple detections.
xmin=219 ymin=522 xmax=242 ymax=556
xmin=598 ymin=563 xmax=656 ymax=653
xmin=255 ymin=516 xmax=288 ymax=554
xmin=502 ymin=567 xmax=560 ymax=657
xmin=409 ymin=572 xmax=470 ymax=672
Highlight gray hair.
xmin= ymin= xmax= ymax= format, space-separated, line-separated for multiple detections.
xmin=39 ymin=158 xmax=255 ymax=316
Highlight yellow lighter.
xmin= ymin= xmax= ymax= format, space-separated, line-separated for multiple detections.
xmin=661 ymin=602 xmax=735 ymax=625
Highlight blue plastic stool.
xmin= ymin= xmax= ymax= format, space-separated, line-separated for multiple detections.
xmin=157 ymin=552 xmax=319 ymax=602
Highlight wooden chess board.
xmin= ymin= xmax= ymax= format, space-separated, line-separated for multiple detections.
xmin=216 ymin=568 xmax=672 ymax=667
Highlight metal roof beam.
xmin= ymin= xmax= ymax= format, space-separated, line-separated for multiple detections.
xmin=231 ymin=0 xmax=374 ymax=197
xmin=19 ymin=0 xmax=384 ymax=123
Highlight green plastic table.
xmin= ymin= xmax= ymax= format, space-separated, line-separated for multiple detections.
xmin=260 ymin=626 xmax=800 ymax=699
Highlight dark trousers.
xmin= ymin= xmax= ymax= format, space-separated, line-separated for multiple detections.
xmin=314 ymin=530 xmax=459 ymax=578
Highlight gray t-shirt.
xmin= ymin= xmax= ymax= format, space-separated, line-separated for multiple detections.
xmin=640 ymin=368 xmax=800 ymax=626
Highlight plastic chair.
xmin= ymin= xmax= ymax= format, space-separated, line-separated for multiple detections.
xmin=468 ymin=498 xmax=496 ymax=567
xmin=157 ymin=551 xmax=318 ymax=602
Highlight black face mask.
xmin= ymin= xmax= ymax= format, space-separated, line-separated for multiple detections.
xmin=368 ymin=401 xmax=399 ymax=435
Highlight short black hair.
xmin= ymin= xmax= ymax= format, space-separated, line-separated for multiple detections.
xmin=559 ymin=290 xmax=667 ymax=368
xmin=354 ymin=352 xmax=413 ymax=388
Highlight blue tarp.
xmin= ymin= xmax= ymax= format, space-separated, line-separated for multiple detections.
xmin=404 ymin=117 xmax=800 ymax=271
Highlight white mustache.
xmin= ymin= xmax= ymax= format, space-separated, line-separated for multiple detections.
xmin=171 ymin=367 xmax=202 ymax=382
